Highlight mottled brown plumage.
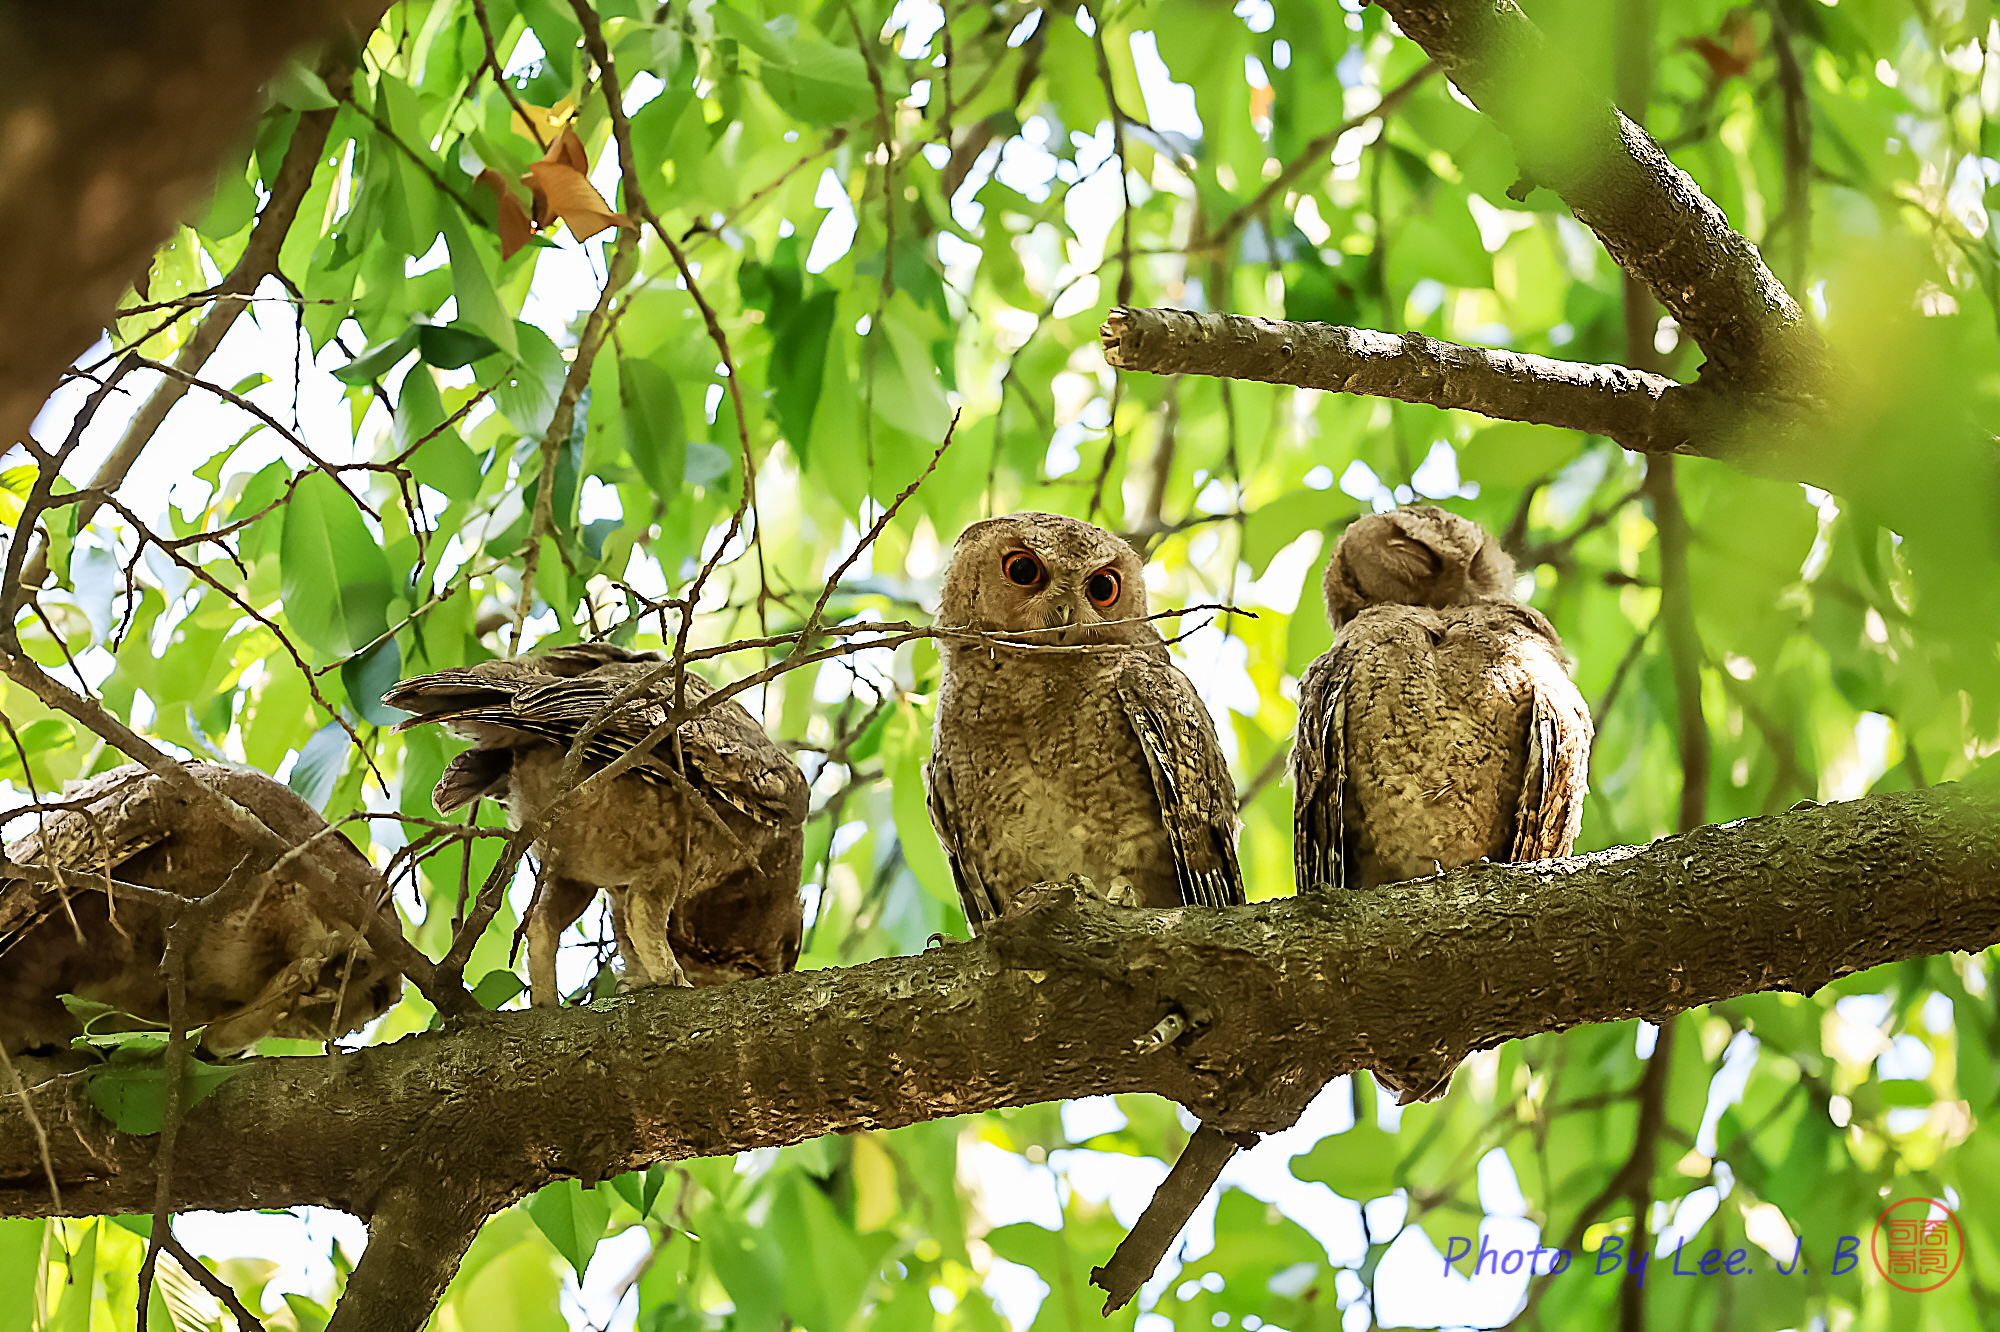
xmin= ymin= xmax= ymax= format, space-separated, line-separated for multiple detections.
xmin=926 ymin=512 xmax=1243 ymax=931
xmin=383 ymin=642 xmax=809 ymax=1002
xmin=1293 ymin=506 xmax=1593 ymax=1101
xmin=0 ymin=762 xmax=403 ymax=1064
xmin=1319 ymin=502 xmax=1516 ymax=630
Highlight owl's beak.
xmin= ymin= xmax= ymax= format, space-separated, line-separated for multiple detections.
xmin=1043 ymin=596 xmax=1080 ymax=644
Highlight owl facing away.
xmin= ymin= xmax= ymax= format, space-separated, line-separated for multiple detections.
xmin=0 ymin=761 xmax=404 ymax=1067
xmin=1292 ymin=507 xmax=1593 ymax=1100
xmin=925 ymin=512 xmax=1243 ymax=931
xmin=384 ymin=643 xmax=809 ymax=1004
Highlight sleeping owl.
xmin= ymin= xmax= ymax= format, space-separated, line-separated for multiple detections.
xmin=1292 ymin=505 xmax=1593 ymax=1100
xmin=925 ymin=512 xmax=1243 ymax=929
xmin=384 ymin=642 xmax=809 ymax=1004
xmin=0 ymin=761 xmax=404 ymax=1067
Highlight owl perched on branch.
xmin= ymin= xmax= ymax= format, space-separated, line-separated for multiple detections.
xmin=1292 ymin=506 xmax=1593 ymax=1100
xmin=384 ymin=642 xmax=809 ymax=1003
xmin=0 ymin=761 xmax=403 ymax=1065
xmin=925 ymin=512 xmax=1243 ymax=928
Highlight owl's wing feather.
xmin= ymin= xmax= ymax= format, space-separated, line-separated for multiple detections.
xmin=923 ymin=754 xmax=999 ymax=929
xmin=1292 ymin=641 xmax=1354 ymax=893
xmin=1115 ymin=657 xmax=1244 ymax=908
xmin=391 ymin=658 xmax=802 ymax=826
xmin=1507 ymin=662 xmax=1594 ymax=863
xmin=671 ymin=679 xmax=810 ymax=828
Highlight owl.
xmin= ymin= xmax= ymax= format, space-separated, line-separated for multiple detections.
xmin=0 ymin=761 xmax=404 ymax=1068
xmin=925 ymin=512 xmax=1243 ymax=930
xmin=384 ymin=642 xmax=809 ymax=1004
xmin=1292 ymin=505 xmax=1593 ymax=1100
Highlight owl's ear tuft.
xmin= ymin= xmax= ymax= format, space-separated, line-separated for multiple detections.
xmin=1466 ymin=534 xmax=1517 ymax=598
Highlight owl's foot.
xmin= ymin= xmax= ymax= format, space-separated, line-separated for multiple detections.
xmin=617 ymin=965 xmax=694 ymax=993
xmin=201 ymin=953 xmax=329 ymax=1054
xmin=1101 ymin=877 xmax=1141 ymax=910
xmin=1375 ymin=1061 xmax=1457 ymax=1105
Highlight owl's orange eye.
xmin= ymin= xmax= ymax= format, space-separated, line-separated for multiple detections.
xmin=1003 ymin=552 xmax=1044 ymax=587
xmin=1086 ymin=570 xmax=1121 ymax=607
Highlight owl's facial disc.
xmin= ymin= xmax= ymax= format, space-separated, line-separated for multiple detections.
xmin=938 ymin=511 xmax=1159 ymax=651
xmin=991 ymin=545 xmax=1071 ymax=642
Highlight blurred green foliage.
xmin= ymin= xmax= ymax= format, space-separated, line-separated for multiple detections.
xmin=8 ymin=0 xmax=2000 ymax=1326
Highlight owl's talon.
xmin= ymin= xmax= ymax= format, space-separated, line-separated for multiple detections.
xmin=1134 ymin=1010 xmax=1187 ymax=1054
xmin=1102 ymin=879 xmax=1142 ymax=909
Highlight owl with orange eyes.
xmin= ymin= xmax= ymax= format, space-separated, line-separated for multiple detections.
xmin=924 ymin=512 xmax=1243 ymax=930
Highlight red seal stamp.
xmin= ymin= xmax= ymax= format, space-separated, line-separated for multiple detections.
xmin=1870 ymin=1197 xmax=1963 ymax=1292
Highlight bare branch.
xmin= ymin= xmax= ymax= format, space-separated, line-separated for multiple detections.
xmin=510 ymin=233 xmax=638 ymax=651
xmin=1372 ymin=0 xmax=1829 ymax=395
xmin=1099 ymin=307 xmax=1825 ymax=476
xmin=1207 ymin=62 xmax=1437 ymax=256
xmin=324 ymin=1179 xmax=493 ymax=1332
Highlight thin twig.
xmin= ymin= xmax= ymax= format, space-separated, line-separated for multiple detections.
xmin=1208 ymin=62 xmax=1438 ymax=255
xmin=159 ymin=1230 xmax=268 ymax=1332
xmin=473 ymin=0 xmax=548 ymax=151
xmin=510 ymin=233 xmax=638 ymax=651
xmin=571 ymin=0 xmax=770 ymax=630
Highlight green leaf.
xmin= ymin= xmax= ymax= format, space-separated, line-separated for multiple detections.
xmin=886 ymin=707 xmax=956 ymax=908
xmin=1457 ymin=421 xmax=1583 ymax=487
xmin=495 ymin=321 xmax=567 ymax=439
xmin=287 ymin=720 xmax=351 ymax=809
xmin=709 ymin=6 xmax=873 ymax=124
xmin=609 ymin=1162 xmax=668 ymax=1218
xmin=333 ymin=327 xmax=422 ymax=385
xmin=708 ymin=3 xmax=794 ymax=63
xmin=472 ymin=968 xmax=527 ymax=1010
xmin=1242 ymin=490 xmax=1333 ymax=579
xmin=419 ymin=322 xmax=504 ymax=370
xmin=770 ymin=292 xmax=837 ymax=451
xmin=683 ymin=442 xmax=732 ymax=487
xmin=395 ymin=363 xmax=483 ymax=501
xmin=0 ymin=1219 xmax=44 ymax=1331
xmin=59 ymin=994 xmax=125 ymax=1027
xmin=620 ymin=357 xmax=689 ymax=503
xmin=444 ymin=1237 xmax=567 ymax=1332
xmin=1290 ymin=1090 xmax=1404 ymax=1201
xmin=768 ymin=1171 xmax=896 ymax=1332
xmin=270 ymin=59 xmax=338 ymax=110
xmin=86 ymin=1060 xmax=244 ymax=1136
xmin=525 ymin=1179 xmax=613 ymax=1280
xmin=49 ymin=1219 xmax=95 ymax=1332
xmin=761 ymin=38 xmax=877 ymax=126
xmin=278 ymin=471 xmax=394 ymax=657
xmin=442 ymin=205 xmax=519 ymax=359
xmin=0 ymin=717 xmax=72 ymax=783
xmin=342 ymin=636 xmax=404 ymax=727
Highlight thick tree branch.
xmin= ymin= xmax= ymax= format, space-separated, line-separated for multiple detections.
xmin=1101 ymin=307 xmax=1775 ymax=458
xmin=1 ymin=783 xmax=1991 ymax=1223
xmin=0 ymin=0 xmax=387 ymax=455
xmin=323 ymin=1180 xmax=494 ymax=1332
xmin=16 ymin=48 xmax=371 ymax=592
xmin=1372 ymin=0 xmax=1828 ymax=396
xmin=1092 ymin=1125 xmax=1253 ymax=1312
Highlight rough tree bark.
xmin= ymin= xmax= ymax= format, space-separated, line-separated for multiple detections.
xmin=3 ymin=782 xmax=1994 ymax=1220
xmin=2 ymin=0 xmax=1993 ymax=1327
xmin=1373 ymin=0 xmax=1828 ymax=395
xmin=1096 ymin=0 xmax=1938 ymax=510
xmin=0 ymin=0 xmax=384 ymax=454
xmin=1098 ymin=309 xmax=1762 ymax=460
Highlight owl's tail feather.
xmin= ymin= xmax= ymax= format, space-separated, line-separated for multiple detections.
xmin=433 ymin=748 xmax=513 ymax=813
